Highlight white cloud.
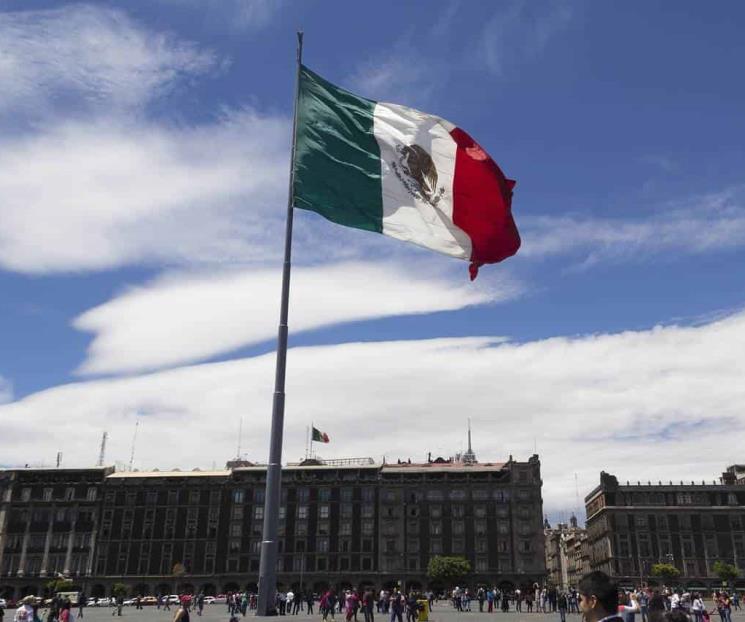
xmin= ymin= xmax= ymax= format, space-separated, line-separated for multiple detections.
xmin=0 ymin=5 xmax=217 ymax=118
xmin=479 ymin=0 xmax=573 ymax=76
xmin=2 ymin=308 xmax=744 ymax=513
xmin=73 ymin=262 xmax=519 ymax=375
xmin=0 ymin=376 xmax=12 ymax=404
xmin=521 ymin=188 xmax=745 ymax=266
xmin=0 ymin=111 xmax=289 ymax=273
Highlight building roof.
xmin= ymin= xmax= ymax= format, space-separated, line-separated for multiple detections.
xmin=107 ymin=470 xmax=230 ymax=478
xmin=381 ymin=462 xmax=506 ymax=473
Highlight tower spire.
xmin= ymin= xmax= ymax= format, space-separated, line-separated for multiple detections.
xmin=463 ymin=418 xmax=477 ymax=464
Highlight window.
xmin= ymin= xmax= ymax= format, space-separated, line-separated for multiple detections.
xmin=250 ymin=540 xmax=261 ymax=554
xmin=297 ymin=505 xmax=309 ymax=519
xmin=341 ymin=503 xmax=353 ymax=517
xmin=681 ymin=535 xmax=694 ymax=557
xmin=473 ymin=488 xmax=489 ymax=500
xmin=637 ymin=533 xmax=651 ymax=558
xmin=385 ymin=539 xmax=397 ymax=553
xmin=210 ymin=490 xmax=221 ymax=505
xmin=426 ymin=489 xmax=443 ymax=501
xmin=362 ymin=504 xmax=374 ymax=518
xmin=43 ymin=488 xmax=52 ymax=501
xmin=228 ymin=539 xmax=241 ymax=553
xmin=317 ymin=557 xmax=327 ymax=571
xmin=279 ymin=506 xmax=286 ymax=520
xmin=232 ymin=506 xmax=244 ymax=520
xmin=407 ymin=538 xmax=420 ymax=553
xmin=635 ymin=516 xmax=647 ymax=528
xmin=65 ymin=487 xmax=75 ymax=501
xmin=341 ymin=487 xmax=353 ymax=502
xmin=430 ymin=522 xmax=442 ymax=535
xmin=297 ymin=487 xmax=310 ymax=502
xmin=339 ymin=520 xmax=352 ymax=535
xmin=145 ymin=491 xmax=158 ymax=504
xmin=704 ymin=534 xmax=717 ymax=557
xmin=362 ymin=556 xmax=372 ymax=570
xmin=125 ymin=491 xmax=136 ymax=505
xmin=318 ymin=488 xmax=331 ymax=502
xmin=679 ymin=514 xmax=692 ymax=530
xmin=168 ymin=490 xmax=178 ymax=504
xmin=296 ymin=539 xmax=306 ymax=552
xmin=362 ymin=520 xmax=374 ymax=535
xmin=296 ymin=521 xmax=308 ymax=536
xmin=617 ymin=534 xmax=630 ymax=557
xmin=430 ymin=505 xmax=442 ymax=518
xmin=407 ymin=519 xmax=418 ymax=533
xmin=362 ymin=538 xmax=373 ymax=552
xmin=474 ymin=505 xmax=487 ymax=518
xmin=520 ymin=540 xmax=532 ymax=553
xmin=452 ymin=521 xmax=465 ymax=535
xmin=476 ymin=520 xmax=488 ymax=536
xmin=21 ymin=487 xmax=31 ymax=502
xmin=656 ymin=515 xmax=669 ymax=530
xmin=452 ymin=505 xmax=465 ymax=518
xmin=362 ymin=487 xmax=375 ymax=502
xmin=449 ymin=490 xmax=466 ymax=500
xmin=317 ymin=537 xmax=329 ymax=552
xmin=230 ymin=523 xmax=242 ymax=537
xmin=233 ymin=489 xmax=245 ymax=503
xmin=452 ymin=537 xmax=465 ymax=552
xmin=476 ymin=557 xmax=489 ymax=572
xmin=430 ymin=539 xmax=442 ymax=554
xmin=254 ymin=506 xmax=264 ymax=520
xmin=731 ymin=515 xmax=743 ymax=531
xmin=319 ymin=505 xmax=330 ymax=519
xmin=317 ymin=521 xmax=330 ymax=535
xmin=254 ymin=489 xmax=265 ymax=503
xmin=476 ymin=538 xmax=488 ymax=553
xmin=189 ymin=490 xmax=201 ymax=504
xmin=676 ymin=493 xmax=693 ymax=505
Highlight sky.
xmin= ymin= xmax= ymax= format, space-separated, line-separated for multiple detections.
xmin=0 ymin=0 xmax=744 ymax=522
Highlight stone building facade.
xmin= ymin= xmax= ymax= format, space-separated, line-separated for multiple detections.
xmin=0 ymin=455 xmax=546 ymax=599
xmin=544 ymin=516 xmax=589 ymax=590
xmin=584 ymin=467 xmax=745 ymax=590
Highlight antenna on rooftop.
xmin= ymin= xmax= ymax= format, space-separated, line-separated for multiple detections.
xmin=56 ymin=452 xmax=63 ymax=468
xmin=128 ymin=419 xmax=139 ymax=471
xmin=97 ymin=431 xmax=108 ymax=467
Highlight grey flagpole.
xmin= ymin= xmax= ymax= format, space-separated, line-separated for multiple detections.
xmin=256 ymin=31 xmax=303 ymax=616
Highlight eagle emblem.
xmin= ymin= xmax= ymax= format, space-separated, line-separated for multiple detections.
xmin=391 ymin=143 xmax=445 ymax=207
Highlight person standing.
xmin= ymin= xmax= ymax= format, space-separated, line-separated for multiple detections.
xmin=577 ymin=572 xmax=622 ymax=622
xmin=164 ymin=596 xmax=171 ymax=612
xmin=389 ymin=591 xmax=404 ymax=622
xmin=363 ymin=589 xmax=375 ymax=622
xmin=558 ymin=592 xmax=568 ymax=622
xmin=14 ymin=596 xmax=36 ymax=622
xmin=172 ymin=598 xmax=190 ymax=622
xmin=306 ymin=593 xmax=314 ymax=615
xmin=77 ymin=593 xmax=86 ymax=619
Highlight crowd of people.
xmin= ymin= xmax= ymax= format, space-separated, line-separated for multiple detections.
xmin=2 ymin=577 xmax=741 ymax=622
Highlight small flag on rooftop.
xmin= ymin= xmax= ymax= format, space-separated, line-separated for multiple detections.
xmin=293 ymin=65 xmax=520 ymax=280
xmin=311 ymin=426 xmax=330 ymax=443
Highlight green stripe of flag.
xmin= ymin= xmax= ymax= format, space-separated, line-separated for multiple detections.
xmin=293 ymin=65 xmax=383 ymax=233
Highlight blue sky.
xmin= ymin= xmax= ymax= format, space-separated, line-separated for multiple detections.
xmin=1 ymin=0 xmax=744 ymax=516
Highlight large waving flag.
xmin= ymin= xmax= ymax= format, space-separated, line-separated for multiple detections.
xmin=292 ymin=65 xmax=520 ymax=279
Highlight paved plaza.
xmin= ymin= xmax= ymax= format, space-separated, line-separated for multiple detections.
xmin=14 ymin=605 xmax=745 ymax=622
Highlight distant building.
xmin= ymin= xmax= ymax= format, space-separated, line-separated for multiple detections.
xmin=544 ymin=515 xmax=589 ymax=590
xmin=0 ymin=453 xmax=546 ymax=599
xmin=584 ymin=467 xmax=745 ymax=590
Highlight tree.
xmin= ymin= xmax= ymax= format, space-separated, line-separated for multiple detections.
xmin=111 ymin=583 xmax=128 ymax=598
xmin=45 ymin=578 xmax=73 ymax=595
xmin=426 ymin=556 xmax=471 ymax=587
xmin=650 ymin=563 xmax=681 ymax=584
xmin=712 ymin=561 xmax=740 ymax=585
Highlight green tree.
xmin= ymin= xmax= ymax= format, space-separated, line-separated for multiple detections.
xmin=426 ymin=556 xmax=471 ymax=587
xmin=650 ymin=563 xmax=681 ymax=584
xmin=45 ymin=578 xmax=74 ymax=595
xmin=111 ymin=583 xmax=128 ymax=598
xmin=712 ymin=561 xmax=740 ymax=585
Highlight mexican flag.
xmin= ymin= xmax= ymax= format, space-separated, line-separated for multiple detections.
xmin=311 ymin=426 xmax=330 ymax=443
xmin=293 ymin=65 xmax=520 ymax=279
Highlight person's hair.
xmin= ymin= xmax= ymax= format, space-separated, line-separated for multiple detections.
xmin=578 ymin=571 xmax=618 ymax=614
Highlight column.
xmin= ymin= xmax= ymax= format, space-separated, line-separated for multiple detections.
xmin=17 ymin=527 xmax=30 ymax=577
xmin=40 ymin=507 xmax=54 ymax=576
xmin=64 ymin=514 xmax=77 ymax=575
